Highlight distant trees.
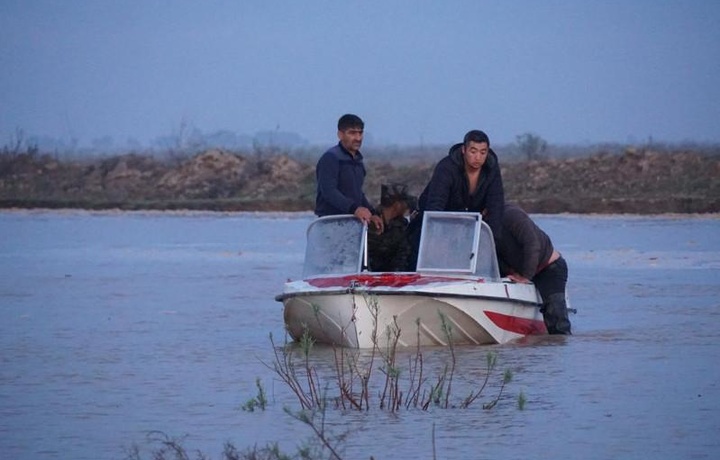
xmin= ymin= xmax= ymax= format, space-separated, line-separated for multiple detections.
xmin=515 ymin=132 xmax=547 ymax=161
xmin=1 ymin=127 xmax=38 ymax=157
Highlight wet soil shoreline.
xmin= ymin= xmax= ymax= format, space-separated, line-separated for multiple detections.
xmin=2 ymin=147 xmax=718 ymax=214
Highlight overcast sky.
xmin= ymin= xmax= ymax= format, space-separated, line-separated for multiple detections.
xmin=2 ymin=0 xmax=719 ymax=148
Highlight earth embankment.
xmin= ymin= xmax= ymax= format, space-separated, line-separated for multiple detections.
xmin=1 ymin=147 xmax=718 ymax=214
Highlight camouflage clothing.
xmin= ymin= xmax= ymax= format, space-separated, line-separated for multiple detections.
xmin=367 ymin=216 xmax=412 ymax=272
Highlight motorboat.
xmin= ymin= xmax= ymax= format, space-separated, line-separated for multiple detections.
xmin=275 ymin=211 xmax=547 ymax=348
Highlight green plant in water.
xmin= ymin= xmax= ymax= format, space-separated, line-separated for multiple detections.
xmin=518 ymin=389 xmax=527 ymax=410
xmin=439 ymin=311 xmax=456 ymax=409
xmin=126 ymin=430 xmax=299 ymax=460
xmin=241 ymin=377 xmax=267 ymax=412
xmin=487 ymin=350 xmax=498 ymax=368
xmin=267 ymin=331 xmax=322 ymax=410
xmin=378 ymin=315 xmax=402 ymax=411
xmin=283 ymin=396 xmax=347 ymax=460
xmin=403 ymin=317 xmax=426 ymax=409
xmin=273 ymin=294 xmax=517 ymax=414
xmin=149 ymin=309 xmax=521 ymax=460
xmin=483 ymin=368 xmax=513 ymax=410
xmin=460 ymin=351 xmax=498 ymax=408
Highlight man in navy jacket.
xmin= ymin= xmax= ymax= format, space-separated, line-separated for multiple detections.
xmin=315 ymin=114 xmax=383 ymax=232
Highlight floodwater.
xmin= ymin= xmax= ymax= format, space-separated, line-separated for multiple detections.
xmin=1 ymin=210 xmax=719 ymax=460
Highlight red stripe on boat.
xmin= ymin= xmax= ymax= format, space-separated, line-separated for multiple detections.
xmin=307 ymin=273 xmax=477 ymax=288
xmin=484 ymin=310 xmax=547 ymax=335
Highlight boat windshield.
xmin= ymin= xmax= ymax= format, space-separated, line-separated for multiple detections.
xmin=302 ymin=215 xmax=365 ymax=278
xmin=301 ymin=212 xmax=500 ymax=280
xmin=417 ymin=211 xmax=500 ymax=279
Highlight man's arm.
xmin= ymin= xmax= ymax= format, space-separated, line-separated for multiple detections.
xmin=483 ymin=171 xmax=505 ymax=241
xmin=423 ymin=161 xmax=453 ymax=211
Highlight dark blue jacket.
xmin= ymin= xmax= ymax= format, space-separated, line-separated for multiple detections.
xmin=418 ymin=142 xmax=505 ymax=240
xmin=314 ymin=143 xmax=374 ymax=216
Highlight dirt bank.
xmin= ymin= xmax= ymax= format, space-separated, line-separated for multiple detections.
xmin=1 ymin=147 xmax=718 ymax=214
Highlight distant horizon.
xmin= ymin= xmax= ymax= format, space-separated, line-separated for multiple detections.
xmin=3 ymin=124 xmax=718 ymax=153
xmin=3 ymin=124 xmax=718 ymax=158
xmin=2 ymin=117 xmax=719 ymax=153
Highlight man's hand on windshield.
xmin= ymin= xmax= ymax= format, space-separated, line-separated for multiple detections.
xmin=354 ymin=207 xmax=384 ymax=234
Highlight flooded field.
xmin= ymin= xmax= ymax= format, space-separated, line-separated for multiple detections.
xmin=1 ymin=210 xmax=719 ymax=459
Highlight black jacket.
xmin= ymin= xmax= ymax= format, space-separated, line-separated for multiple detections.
xmin=496 ymin=203 xmax=554 ymax=279
xmin=417 ymin=143 xmax=505 ymax=239
xmin=367 ymin=216 xmax=412 ymax=272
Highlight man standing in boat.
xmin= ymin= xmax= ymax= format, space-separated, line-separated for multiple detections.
xmin=407 ymin=129 xmax=505 ymax=268
xmin=315 ymin=113 xmax=384 ymax=232
xmin=496 ymin=203 xmax=573 ymax=335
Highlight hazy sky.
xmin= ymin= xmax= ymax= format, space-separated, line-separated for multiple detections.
xmin=2 ymin=1 xmax=719 ymax=148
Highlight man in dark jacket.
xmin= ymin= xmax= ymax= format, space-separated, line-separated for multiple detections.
xmin=408 ymin=129 xmax=504 ymax=268
xmin=315 ymin=114 xmax=383 ymax=232
xmin=496 ymin=203 xmax=572 ymax=335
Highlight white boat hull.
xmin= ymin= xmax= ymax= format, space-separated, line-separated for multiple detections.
xmin=278 ymin=213 xmax=548 ymax=348
xmin=279 ymin=273 xmax=546 ymax=348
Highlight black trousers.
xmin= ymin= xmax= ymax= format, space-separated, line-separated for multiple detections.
xmin=532 ymin=256 xmax=572 ymax=334
xmin=532 ymin=256 xmax=568 ymax=303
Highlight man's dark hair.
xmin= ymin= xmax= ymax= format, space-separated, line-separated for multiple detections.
xmin=338 ymin=114 xmax=364 ymax=131
xmin=463 ymin=130 xmax=490 ymax=147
